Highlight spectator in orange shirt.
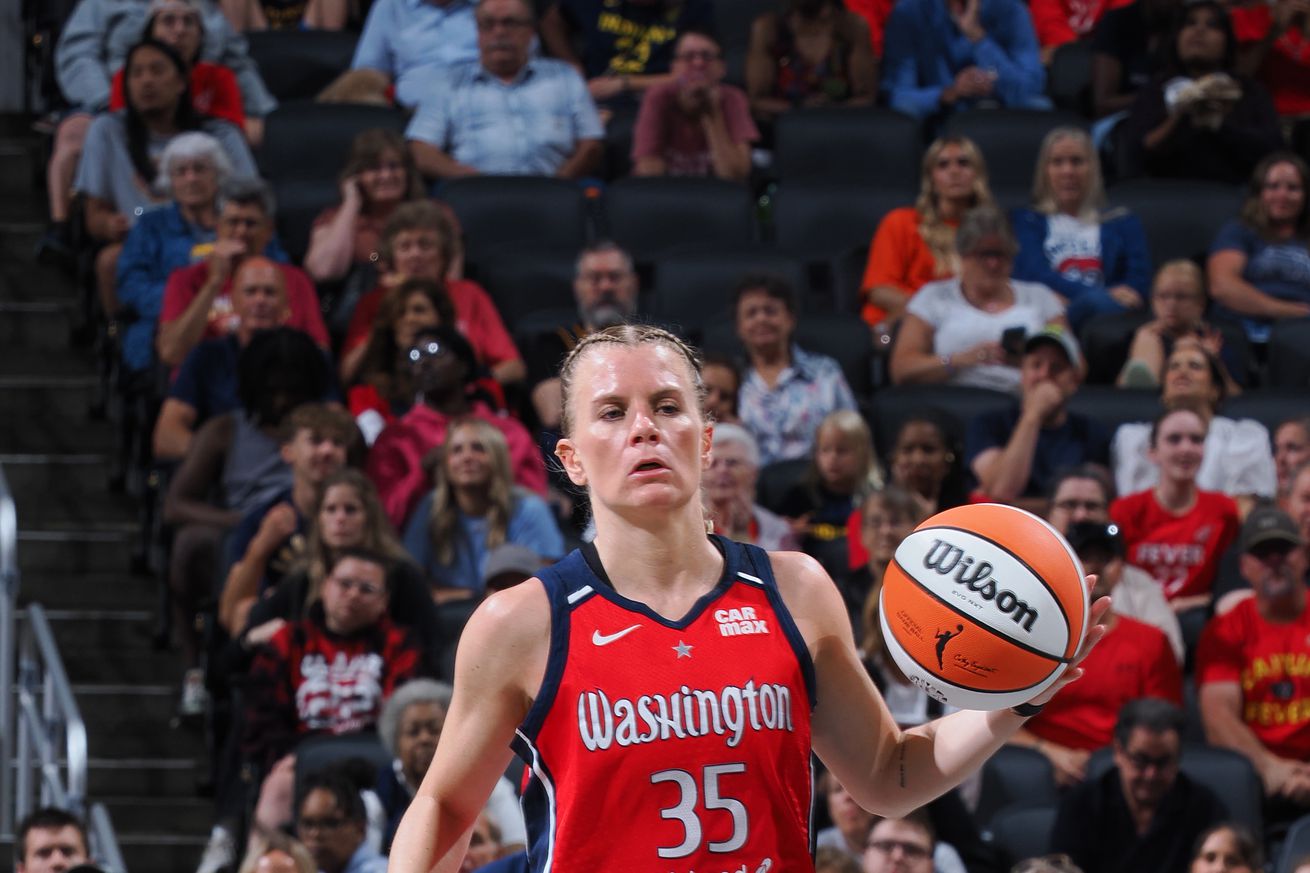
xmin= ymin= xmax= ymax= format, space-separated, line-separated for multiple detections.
xmin=859 ymin=136 xmax=994 ymax=337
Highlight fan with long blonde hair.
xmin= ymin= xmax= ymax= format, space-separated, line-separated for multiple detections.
xmin=915 ymin=136 xmax=994 ymax=276
xmin=424 ymin=418 xmax=517 ymax=566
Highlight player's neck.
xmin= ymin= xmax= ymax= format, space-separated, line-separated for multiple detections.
xmin=591 ymin=510 xmax=723 ymax=611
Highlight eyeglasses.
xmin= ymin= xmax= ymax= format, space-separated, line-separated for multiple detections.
xmin=867 ymin=839 xmax=931 ymax=860
xmin=579 ymin=270 xmax=630 ymax=284
xmin=1250 ymin=541 xmax=1297 ymax=561
xmin=967 ymin=248 xmax=1013 ymax=261
xmin=675 ymin=49 xmax=721 ymax=62
xmin=1122 ymin=751 xmax=1178 ymax=771
xmin=365 ymin=160 xmax=406 ymax=173
xmin=1052 ymin=499 xmax=1106 ymax=514
xmin=408 ymin=340 xmax=450 ymax=363
xmin=330 ymin=575 xmax=384 ymax=597
xmin=298 ymin=817 xmax=347 ymax=834
xmin=476 ymin=15 xmax=532 ymax=30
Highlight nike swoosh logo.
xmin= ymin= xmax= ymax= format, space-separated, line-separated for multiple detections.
xmin=592 ymin=624 xmax=641 ymax=646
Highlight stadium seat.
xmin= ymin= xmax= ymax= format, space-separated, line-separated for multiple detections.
xmin=1275 ymin=813 xmax=1310 ymax=873
xmin=246 ymin=30 xmax=359 ymax=102
xmin=1079 ymin=309 xmax=1151 ymax=385
xmin=772 ymin=108 xmax=923 ymax=187
xmin=866 ymin=385 xmax=1014 ymax=457
xmin=441 ymin=177 xmax=590 ymax=263
xmin=1048 ymin=40 xmax=1093 ymax=116
xmin=715 ymin=0 xmax=770 ymax=85
xmin=700 ymin=311 xmax=875 ymax=397
xmin=1088 ymin=744 xmax=1264 ymax=836
xmin=1106 ymin=179 xmax=1244 ymax=265
xmin=476 ymin=246 xmax=579 ymax=329
xmin=986 ymin=804 xmax=1056 ymax=866
xmin=942 ymin=109 xmax=1088 ymax=198
xmin=601 ymin=104 xmax=639 ymax=182
xmin=601 ymin=178 xmax=756 ymax=259
xmin=647 ymin=249 xmax=807 ymax=339
xmin=270 ymin=178 xmax=339 ymax=264
xmin=1067 ymin=385 xmax=1162 ymax=433
xmin=771 ymin=183 xmax=910 ymax=262
xmin=757 ymin=459 xmax=810 ymax=514
xmin=293 ymin=732 xmax=392 ymax=802
xmin=258 ymin=102 xmax=408 ymax=182
xmin=1223 ymin=390 xmax=1310 ymax=433
xmin=973 ymin=744 xmax=1058 ymax=829
xmin=1267 ymin=318 xmax=1310 ymax=389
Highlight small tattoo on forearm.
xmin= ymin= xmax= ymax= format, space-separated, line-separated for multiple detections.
xmin=898 ymin=744 xmax=907 ymax=788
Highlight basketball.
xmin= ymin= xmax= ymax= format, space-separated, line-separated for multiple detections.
xmin=878 ymin=503 xmax=1089 ymax=711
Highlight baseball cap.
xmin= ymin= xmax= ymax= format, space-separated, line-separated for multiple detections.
xmin=1065 ymin=521 xmax=1124 ymax=558
xmin=149 ymin=0 xmax=201 ymax=14
xmin=482 ymin=544 xmax=544 ymax=590
xmin=1240 ymin=504 xmax=1304 ymax=553
xmin=1024 ymin=325 xmax=1084 ymax=371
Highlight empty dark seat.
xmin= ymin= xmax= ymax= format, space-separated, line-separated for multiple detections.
xmin=476 ymin=246 xmax=579 ymax=330
xmin=258 ymin=102 xmax=407 ymax=182
xmin=270 ymin=178 xmax=339 ymax=264
xmin=773 ymin=108 xmax=923 ymax=186
xmin=441 ymin=176 xmax=590 ymax=263
xmin=1067 ymin=386 xmax=1162 ymax=434
xmin=986 ymin=804 xmax=1056 ymax=866
xmin=942 ymin=109 xmax=1088 ymax=194
xmin=1267 ymin=318 xmax=1310 ymax=389
xmin=1223 ymin=390 xmax=1310 ymax=433
xmin=246 ymin=30 xmax=359 ymax=102
xmin=1079 ymin=309 xmax=1152 ymax=385
xmin=1275 ymin=814 xmax=1310 ymax=873
xmin=1048 ymin=39 xmax=1093 ymax=115
xmin=602 ymin=177 xmax=755 ymax=259
xmin=974 ymin=745 xmax=1058 ymax=829
xmin=772 ymin=183 xmax=910 ymax=261
xmin=757 ymin=458 xmax=810 ymax=514
xmin=1107 ymin=179 xmax=1243 ymax=265
xmin=647 ymin=249 xmax=807 ymax=339
xmin=293 ymin=732 xmax=391 ymax=802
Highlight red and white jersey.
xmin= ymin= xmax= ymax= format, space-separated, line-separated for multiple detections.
xmin=513 ymin=536 xmax=816 ymax=873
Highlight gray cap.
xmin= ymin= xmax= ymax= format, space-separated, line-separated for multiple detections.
xmin=482 ymin=544 xmax=545 ymax=589
xmin=1240 ymin=504 xmax=1304 ymax=552
xmin=1025 ymin=325 xmax=1084 ymax=372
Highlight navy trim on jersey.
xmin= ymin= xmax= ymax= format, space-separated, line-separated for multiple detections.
xmin=739 ymin=542 xmax=819 ymax=710
xmin=577 ymin=534 xmax=740 ymax=628
xmin=511 ymin=730 xmax=559 ymax=873
xmin=517 ymin=555 xmax=580 ymax=741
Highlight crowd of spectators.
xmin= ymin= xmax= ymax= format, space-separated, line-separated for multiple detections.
xmin=28 ymin=0 xmax=1310 ymax=868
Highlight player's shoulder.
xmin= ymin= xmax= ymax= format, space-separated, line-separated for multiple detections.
xmin=764 ymin=549 xmax=851 ymax=636
xmin=458 ymin=579 xmax=553 ymax=672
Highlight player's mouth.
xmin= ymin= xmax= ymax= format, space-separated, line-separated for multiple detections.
xmin=629 ymin=460 xmax=668 ymax=476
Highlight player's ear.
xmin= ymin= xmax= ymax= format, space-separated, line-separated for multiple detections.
xmin=556 ymin=437 xmax=588 ymax=487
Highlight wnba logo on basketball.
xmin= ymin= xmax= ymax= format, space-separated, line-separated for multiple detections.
xmin=922 ymin=538 xmax=1039 ymax=633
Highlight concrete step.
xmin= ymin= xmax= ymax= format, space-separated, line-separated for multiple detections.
xmin=0 ymin=244 xmax=80 ymax=305
xmin=12 ymin=489 xmax=138 ymax=531
xmin=61 ymin=648 xmax=181 ymax=686
xmin=0 ymin=139 xmax=39 ymax=196
xmin=2 ymin=454 xmax=118 ymax=497
xmin=119 ymin=832 xmax=209 ymax=873
xmin=0 ymin=376 xmax=100 ymax=418
xmin=0 ymin=346 xmax=98 ymax=378
xmin=0 ymin=413 xmax=117 ymax=455
xmin=75 ymin=684 xmax=177 ymax=727
xmin=0 ymin=299 xmax=75 ymax=349
xmin=18 ymin=571 xmax=157 ymax=612
xmin=100 ymin=796 xmax=214 ymax=836
xmin=17 ymin=529 xmax=138 ymax=574
xmin=87 ymin=757 xmax=204 ymax=797
xmin=27 ymin=608 xmax=156 ymax=653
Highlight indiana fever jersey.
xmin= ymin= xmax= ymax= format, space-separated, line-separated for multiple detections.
xmin=512 ymin=536 xmax=817 ymax=873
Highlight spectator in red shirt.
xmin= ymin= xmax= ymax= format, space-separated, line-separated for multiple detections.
xmin=110 ymin=0 xmax=245 ymax=127
xmin=156 ymin=178 xmax=329 ymax=369
xmin=1007 ymin=519 xmax=1182 ymax=786
xmin=1198 ymin=504 xmax=1310 ymax=830
xmin=632 ymin=29 xmax=759 ymax=181
xmin=1232 ymin=0 xmax=1310 ymax=117
xmin=367 ymin=326 xmax=545 ymax=530
xmin=1111 ymin=404 xmax=1241 ymax=620
xmin=340 ymin=200 xmax=524 ymax=388
xmin=1029 ymin=0 xmax=1133 ymax=59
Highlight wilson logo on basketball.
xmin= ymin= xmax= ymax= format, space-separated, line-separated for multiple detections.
xmin=922 ymin=539 xmax=1039 ymax=633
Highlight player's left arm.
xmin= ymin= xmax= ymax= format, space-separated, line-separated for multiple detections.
xmin=773 ymin=550 xmax=1109 ymax=817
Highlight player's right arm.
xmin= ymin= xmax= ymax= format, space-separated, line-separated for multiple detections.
xmin=389 ymin=581 xmax=551 ymax=873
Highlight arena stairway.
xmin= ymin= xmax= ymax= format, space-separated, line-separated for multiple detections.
xmin=0 ymin=115 xmax=210 ymax=873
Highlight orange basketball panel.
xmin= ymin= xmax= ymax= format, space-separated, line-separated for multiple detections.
xmin=882 ymin=565 xmax=1062 ymax=694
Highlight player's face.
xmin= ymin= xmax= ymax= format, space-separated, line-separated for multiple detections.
xmin=298 ymin=789 xmax=365 ymax=873
xmin=319 ymin=484 xmax=366 ymax=550
xmin=557 ymin=343 xmax=711 ymax=514
xmin=863 ymin=819 xmax=933 ymax=873
xmin=1275 ymin=422 xmax=1310 ymax=496
xmin=396 ymin=701 xmax=445 ymax=784
xmin=18 ymin=826 xmax=87 ymax=873
xmin=1190 ymin=827 xmax=1254 ymax=873
xmin=320 ymin=557 xmax=388 ymax=635
xmin=1047 ymin=477 xmax=1109 ymax=533
xmin=1149 ymin=410 xmax=1206 ymax=484
xmin=1112 ymin=726 xmax=1180 ymax=812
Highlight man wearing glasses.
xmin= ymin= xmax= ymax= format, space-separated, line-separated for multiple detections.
xmin=406 ymin=0 xmax=604 ymax=180
xmin=862 ymin=813 xmax=935 ymax=873
xmin=1050 ymin=698 xmax=1225 ymax=873
xmin=298 ymin=771 xmax=389 ymax=873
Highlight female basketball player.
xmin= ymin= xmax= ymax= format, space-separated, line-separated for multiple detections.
xmin=390 ymin=325 xmax=1110 ymax=873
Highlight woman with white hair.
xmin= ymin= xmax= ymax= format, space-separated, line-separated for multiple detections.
xmin=704 ymin=423 xmax=800 ymax=551
xmin=1010 ymin=126 xmax=1152 ymax=329
xmin=114 ymin=131 xmax=235 ymax=374
xmin=373 ymin=679 xmax=526 ymax=854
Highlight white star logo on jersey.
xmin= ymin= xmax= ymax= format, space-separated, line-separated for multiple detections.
xmin=672 ymin=640 xmax=693 ymax=658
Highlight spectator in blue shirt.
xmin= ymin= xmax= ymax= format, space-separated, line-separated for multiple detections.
xmin=1011 ymin=126 xmax=1152 ymax=330
xmin=880 ymin=0 xmax=1047 ymax=119
xmin=320 ymin=0 xmax=479 ymax=108
xmin=115 ymin=131 xmax=234 ymax=375
xmin=405 ymin=0 xmax=603 ymax=180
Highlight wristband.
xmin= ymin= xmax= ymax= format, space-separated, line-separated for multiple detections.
xmin=1010 ymin=701 xmax=1045 ymax=718
xmin=940 ymin=354 xmax=955 ymax=376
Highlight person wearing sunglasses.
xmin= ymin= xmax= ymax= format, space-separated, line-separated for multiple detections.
xmin=1050 ymin=698 xmax=1226 ymax=873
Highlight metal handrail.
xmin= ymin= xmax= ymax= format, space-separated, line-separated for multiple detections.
xmin=89 ymin=802 xmax=129 ymax=873
xmin=15 ymin=603 xmax=89 ymax=823
xmin=0 ymin=462 xmax=17 ymax=837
